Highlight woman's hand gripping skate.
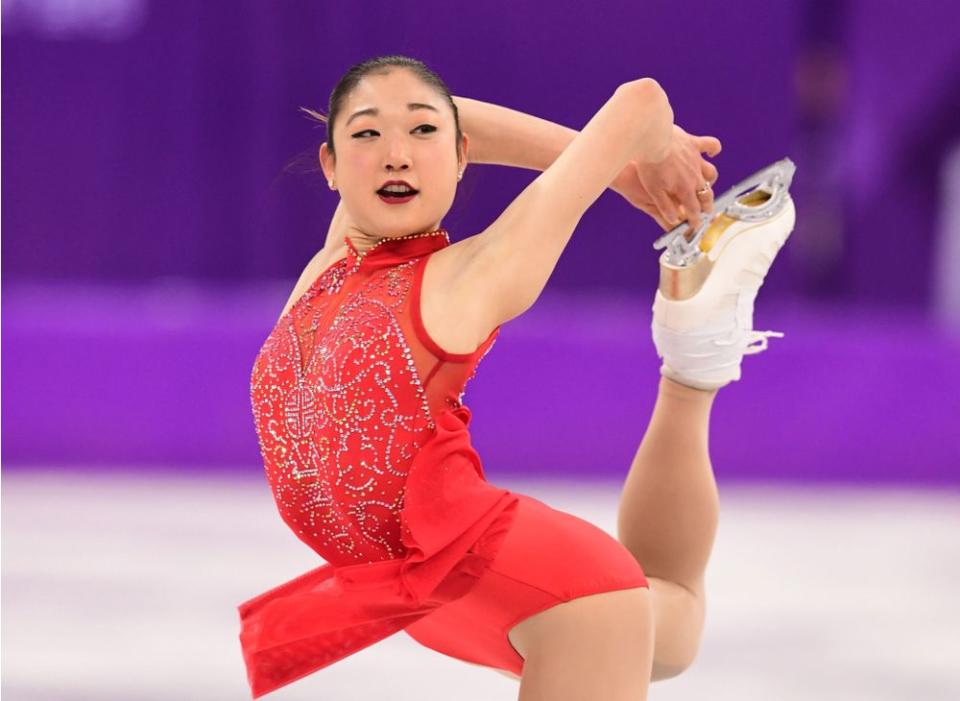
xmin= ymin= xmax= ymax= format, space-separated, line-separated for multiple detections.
xmin=612 ymin=124 xmax=722 ymax=232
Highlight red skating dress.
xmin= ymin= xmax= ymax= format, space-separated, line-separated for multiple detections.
xmin=238 ymin=228 xmax=648 ymax=698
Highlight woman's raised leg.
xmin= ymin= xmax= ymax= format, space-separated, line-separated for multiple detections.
xmin=616 ymin=376 xmax=718 ymax=677
xmin=511 ymin=168 xmax=797 ymax=695
xmin=617 ymin=172 xmax=797 ymax=678
xmin=620 ymin=376 xmax=719 ymax=591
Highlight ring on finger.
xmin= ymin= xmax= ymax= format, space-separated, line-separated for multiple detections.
xmin=696 ymin=183 xmax=712 ymax=197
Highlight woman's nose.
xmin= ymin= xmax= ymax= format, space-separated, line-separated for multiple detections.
xmin=383 ymin=139 xmax=412 ymax=169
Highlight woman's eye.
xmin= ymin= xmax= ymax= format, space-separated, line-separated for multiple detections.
xmin=351 ymin=125 xmax=436 ymax=138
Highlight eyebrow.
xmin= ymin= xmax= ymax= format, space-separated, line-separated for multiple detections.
xmin=344 ymin=103 xmax=440 ymax=127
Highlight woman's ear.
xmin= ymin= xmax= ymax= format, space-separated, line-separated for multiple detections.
xmin=319 ymin=142 xmax=335 ymax=181
xmin=459 ymin=132 xmax=470 ymax=169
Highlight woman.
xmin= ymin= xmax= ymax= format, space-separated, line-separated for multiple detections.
xmin=237 ymin=55 xmax=795 ymax=700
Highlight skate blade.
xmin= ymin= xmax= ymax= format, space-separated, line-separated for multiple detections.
xmin=653 ymin=157 xmax=797 ymax=268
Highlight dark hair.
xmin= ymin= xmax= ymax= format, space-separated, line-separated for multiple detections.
xmin=300 ymin=54 xmax=463 ymax=161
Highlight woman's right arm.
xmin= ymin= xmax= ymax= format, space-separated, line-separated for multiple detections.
xmin=456 ymin=79 xmax=674 ymax=324
xmin=321 ymin=198 xmax=351 ymax=256
xmin=452 ymin=95 xmax=581 ymax=173
xmin=275 ymin=200 xmax=352 ymax=323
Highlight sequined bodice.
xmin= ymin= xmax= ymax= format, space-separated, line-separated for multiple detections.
xmin=249 ymin=229 xmax=500 ymax=567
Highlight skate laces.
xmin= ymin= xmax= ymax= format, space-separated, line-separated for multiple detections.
xmin=713 ymin=329 xmax=784 ymax=354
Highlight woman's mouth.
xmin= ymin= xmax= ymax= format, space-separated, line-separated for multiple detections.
xmin=377 ymin=186 xmax=418 ymax=204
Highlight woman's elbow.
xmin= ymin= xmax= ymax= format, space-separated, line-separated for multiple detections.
xmin=618 ymin=77 xmax=669 ymax=104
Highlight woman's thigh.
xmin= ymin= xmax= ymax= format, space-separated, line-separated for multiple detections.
xmin=509 ymin=578 xmax=705 ymax=684
xmin=404 ymin=493 xmax=650 ymax=677
xmin=509 ymin=586 xmax=655 ymax=701
xmin=507 ymin=585 xmax=653 ymax=658
xmin=501 ymin=498 xmax=705 ymax=682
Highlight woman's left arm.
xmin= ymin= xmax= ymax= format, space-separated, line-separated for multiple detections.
xmin=452 ymin=95 xmax=721 ymax=231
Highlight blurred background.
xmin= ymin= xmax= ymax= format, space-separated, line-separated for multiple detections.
xmin=3 ymin=1 xmax=958 ymax=700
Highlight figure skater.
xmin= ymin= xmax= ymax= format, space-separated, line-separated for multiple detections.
xmin=237 ymin=55 xmax=796 ymax=701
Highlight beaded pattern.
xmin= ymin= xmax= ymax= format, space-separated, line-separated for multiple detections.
xmin=353 ymin=227 xmax=450 ymax=259
xmin=249 ymin=230 xmax=489 ymax=568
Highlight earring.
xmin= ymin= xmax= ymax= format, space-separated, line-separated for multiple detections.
xmin=457 ymin=170 xmax=463 ymax=181
xmin=328 ymin=179 xmax=335 ymax=190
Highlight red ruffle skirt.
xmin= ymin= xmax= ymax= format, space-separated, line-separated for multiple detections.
xmin=237 ymin=405 xmax=520 ymax=698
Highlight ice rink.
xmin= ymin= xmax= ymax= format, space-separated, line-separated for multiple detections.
xmin=3 ymin=471 xmax=958 ymax=700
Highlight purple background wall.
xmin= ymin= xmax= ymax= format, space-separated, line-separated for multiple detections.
xmin=3 ymin=0 xmax=959 ymax=484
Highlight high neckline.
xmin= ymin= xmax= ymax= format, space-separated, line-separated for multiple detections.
xmin=344 ymin=228 xmax=451 ymax=269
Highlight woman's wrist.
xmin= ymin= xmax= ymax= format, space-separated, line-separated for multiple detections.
xmin=609 ymin=163 xmax=636 ymax=197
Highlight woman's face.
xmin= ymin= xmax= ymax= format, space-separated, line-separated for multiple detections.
xmin=320 ymin=69 xmax=468 ymax=240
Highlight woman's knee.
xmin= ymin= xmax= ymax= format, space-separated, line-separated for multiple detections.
xmin=647 ymin=576 xmax=706 ymax=680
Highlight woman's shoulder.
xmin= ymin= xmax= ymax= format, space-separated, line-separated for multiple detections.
xmin=276 ymin=245 xmax=346 ymax=323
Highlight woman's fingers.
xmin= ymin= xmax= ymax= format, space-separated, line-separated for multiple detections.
xmin=632 ymin=127 xmax=722 ymax=231
xmin=652 ymin=190 xmax=681 ymax=227
xmin=679 ymin=184 xmax=704 ymax=229
xmin=696 ymin=186 xmax=714 ymax=214
xmin=701 ymin=160 xmax=719 ymax=185
xmin=649 ymin=209 xmax=671 ymax=231
xmin=696 ymin=135 xmax=722 ymax=157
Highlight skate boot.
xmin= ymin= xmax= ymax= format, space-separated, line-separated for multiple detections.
xmin=650 ymin=158 xmax=797 ymax=391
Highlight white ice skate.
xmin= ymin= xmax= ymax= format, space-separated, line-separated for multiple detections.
xmin=650 ymin=158 xmax=797 ymax=391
